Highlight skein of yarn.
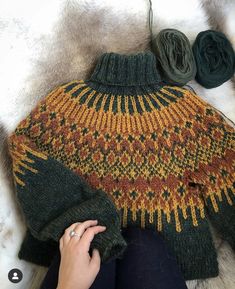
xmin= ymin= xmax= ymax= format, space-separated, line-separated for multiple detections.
xmin=151 ymin=29 xmax=197 ymax=86
xmin=192 ymin=30 xmax=235 ymax=89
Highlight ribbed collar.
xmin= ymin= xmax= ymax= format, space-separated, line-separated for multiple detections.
xmin=87 ymin=51 xmax=161 ymax=86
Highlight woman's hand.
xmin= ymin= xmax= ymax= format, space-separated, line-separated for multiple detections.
xmin=56 ymin=220 xmax=106 ymax=289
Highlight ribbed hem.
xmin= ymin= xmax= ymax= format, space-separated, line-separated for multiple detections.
xmin=163 ymin=225 xmax=219 ymax=280
xmin=87 ymin=51 xmax=161 ymax=86
xmin=205 ymin=190 xmax=235 ymax=251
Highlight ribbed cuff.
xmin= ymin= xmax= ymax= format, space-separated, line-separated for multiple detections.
xmin=29 ymin=189 xmax=127 ymax=263
xmin=18 ymin=229 xmax=58 ymax=267
xmin=89 ymin=223 xmax=127 ymax=263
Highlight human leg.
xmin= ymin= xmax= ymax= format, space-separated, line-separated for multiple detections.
xmin=116 ymin=227 xmax=188 ymax=289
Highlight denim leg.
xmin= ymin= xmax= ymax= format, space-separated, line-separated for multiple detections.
xmin=116 ymin=227 xmax=188 ymax=289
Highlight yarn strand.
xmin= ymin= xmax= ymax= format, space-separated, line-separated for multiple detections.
xmin=148 ymin=0 xmax=153 ymax=45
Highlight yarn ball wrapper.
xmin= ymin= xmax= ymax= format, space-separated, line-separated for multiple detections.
xmin=151 ymin=28 xmax=197 ymax=86
xmin=192 ymin=30 xmax=235 ymax=89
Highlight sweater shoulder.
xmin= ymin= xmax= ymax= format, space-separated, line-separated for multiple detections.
xmin=8 ymin=80 xmax=84 ymax=133
xmin=162 ymin=85 xmax=233 ymax=125
xmin=7 ymin=79 xmax=85 ymax=153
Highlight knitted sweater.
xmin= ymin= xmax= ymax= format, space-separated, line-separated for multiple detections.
xmin=7 ymin=51 xmax=235 ymax=280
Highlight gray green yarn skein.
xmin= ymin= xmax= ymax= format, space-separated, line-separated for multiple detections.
xmin=151 ymin=28 xmax=197 ymax=86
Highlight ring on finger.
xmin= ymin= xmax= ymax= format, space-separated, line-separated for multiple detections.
xmin=69 ymin=230 xmax=81 ymax=238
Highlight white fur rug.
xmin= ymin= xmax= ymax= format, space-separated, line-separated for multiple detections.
xmin=0 ymin=1 xmax=234 ymax=288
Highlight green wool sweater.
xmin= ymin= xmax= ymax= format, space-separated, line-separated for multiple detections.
xmin=7 ymin=51 xmax=235 ymax=280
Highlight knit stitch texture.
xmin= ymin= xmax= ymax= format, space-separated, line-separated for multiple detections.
xmin=7 ymin=51 xmax=235 ymax=280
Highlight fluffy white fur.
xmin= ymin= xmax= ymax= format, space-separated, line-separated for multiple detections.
xmin=0 ymin=1 xmax=234 ymax=288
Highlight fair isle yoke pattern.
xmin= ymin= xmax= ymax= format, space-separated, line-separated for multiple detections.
xmin=11 ymin=80 xmax=234 ymax=232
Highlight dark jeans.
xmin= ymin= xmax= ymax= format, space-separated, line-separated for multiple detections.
xmin=40 ymin=227 xmax=188 ymax=289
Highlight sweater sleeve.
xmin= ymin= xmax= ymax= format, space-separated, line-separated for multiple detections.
xmin=189 ymin=92 xmax=235 ymax=250
xmin=7 ymin=131 xmax=127 ymax=263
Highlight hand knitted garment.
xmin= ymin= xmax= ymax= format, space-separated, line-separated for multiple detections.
xmin=7 ymin=51 xmax=235 ymax=280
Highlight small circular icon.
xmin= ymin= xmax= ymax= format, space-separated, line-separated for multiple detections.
xmin=8 ymin=268 xmax=23 ymax=283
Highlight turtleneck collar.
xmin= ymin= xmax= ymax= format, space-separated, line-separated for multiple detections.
xmin=87 ymin=51 xmax=161 ymax=86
